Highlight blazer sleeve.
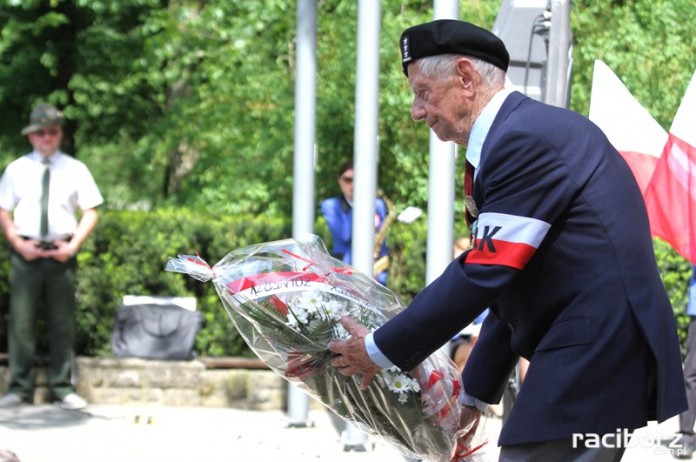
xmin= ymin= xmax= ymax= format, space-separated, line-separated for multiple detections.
xmin=373 ymin=255 xmax=517 ymax=371
xmin=461 ymin=310 xmax=519 ymax=404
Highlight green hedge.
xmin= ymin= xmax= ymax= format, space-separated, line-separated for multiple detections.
xmin=0 ymin=210 xmax=692 ymax=358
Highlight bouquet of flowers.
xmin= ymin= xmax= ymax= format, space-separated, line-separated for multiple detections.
xmin=166 ymin=235 xmax=476 ymax=461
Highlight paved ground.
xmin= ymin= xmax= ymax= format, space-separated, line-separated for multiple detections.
xmin=0 ymin=403 xmax=688 ymax=461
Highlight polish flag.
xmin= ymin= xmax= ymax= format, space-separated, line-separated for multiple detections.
xmin=643 ymin=71 xmax=696 ymax=264
xmin=588 ymin=60 xmax=667 ymax=194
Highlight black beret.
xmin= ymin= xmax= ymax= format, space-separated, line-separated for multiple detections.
xmin=400 ymin=19 xmax=510 ymax=76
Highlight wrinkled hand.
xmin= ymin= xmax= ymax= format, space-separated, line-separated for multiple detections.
xmin=452 ymin=405 xmax=483 ymax=461
xmin=327 ymin=316 xmax=381 ymax=389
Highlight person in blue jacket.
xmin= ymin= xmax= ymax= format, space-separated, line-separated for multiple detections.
xmin=321 ymin=160 xmax=389 ymax=286
xmin=328 ymin=20 xmax=686 ymax=461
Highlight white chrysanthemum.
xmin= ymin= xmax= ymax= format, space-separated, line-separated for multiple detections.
xmin=284 ymin=291 xmax=383 ymax=337
xmin=314 ymin=299 xmax=334 ymax=322
xmin=297 ymin=307 xmax=310 ymax=323
xmin=386 ymin=373 xmax=415 ymax=394
xmin=286 ymin=294 xmax=320 ymax=323
xmin=286 ymin=302 xmax=311 ymax=326
xmin=303 ymin=292 xmax=322 ymax=309
xmin=324 ymin=298 xmax=347 ymax=320
xmin=406 ymin=376 xmax=420 ymax=393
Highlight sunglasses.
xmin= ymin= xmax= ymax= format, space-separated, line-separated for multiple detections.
xmin=34 ymin=128 xmax=61 ymax=138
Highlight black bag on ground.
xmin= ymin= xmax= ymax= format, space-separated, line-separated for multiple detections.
xmin=112 ymin=303 xmax=204 ymax=360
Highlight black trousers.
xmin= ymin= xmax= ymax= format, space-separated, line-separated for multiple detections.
xmin=7 ymin=253 xmax=77 ymax=401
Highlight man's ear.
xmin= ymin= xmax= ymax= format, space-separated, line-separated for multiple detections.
xmin=455 ymin=58 xmax=478 ymax=94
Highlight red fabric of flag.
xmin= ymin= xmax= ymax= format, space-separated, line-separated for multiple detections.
xmin=644 ymin=134 xmax=696 ymax=264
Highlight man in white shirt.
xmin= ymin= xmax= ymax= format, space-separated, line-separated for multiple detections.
xmin=0 ymin=103 xmax=103 ymax=410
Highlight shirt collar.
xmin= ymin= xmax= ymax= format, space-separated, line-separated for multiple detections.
xmin=466 ymin=88 xmax=512 ymax=171
xmin=28 ymin=151 xmax=61 ymax=164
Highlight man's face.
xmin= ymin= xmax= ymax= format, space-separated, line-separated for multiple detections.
xmin=338 ymin=168 xmax=354 ymax=202
xmin=27 ymin=125 xmax=62 ymax=156
xmin=407 ymin=62 xmax=475 ymax=147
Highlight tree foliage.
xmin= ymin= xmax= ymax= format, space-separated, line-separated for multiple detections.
xmin=1 ymin=0 xmax=693 ymax=215
xmin=571 ymin=0 xmax=695 ymax=128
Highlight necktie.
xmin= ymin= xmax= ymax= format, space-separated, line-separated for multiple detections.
xmin=464 ymin=160 xmax=478 ymax=229
xmin=40 ymin=158 xmax=50 ymax=237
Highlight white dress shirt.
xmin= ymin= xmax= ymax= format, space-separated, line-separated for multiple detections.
xmin=0 ymin=151 xmax=104 ymax=240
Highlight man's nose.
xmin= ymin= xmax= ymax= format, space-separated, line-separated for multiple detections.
xmin=411 ymin=100 xmax=426 ymax=121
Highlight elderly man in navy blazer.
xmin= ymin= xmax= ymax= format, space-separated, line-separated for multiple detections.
xmin=329 ymin=19 xmax=686 ymax=461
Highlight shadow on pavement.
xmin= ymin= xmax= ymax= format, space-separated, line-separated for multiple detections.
xmin=0 ymin=405 xmax=100 ymax=430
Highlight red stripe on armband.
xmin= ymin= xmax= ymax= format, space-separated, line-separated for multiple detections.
xmin=466 ymin=240 xmax=538 ymax=269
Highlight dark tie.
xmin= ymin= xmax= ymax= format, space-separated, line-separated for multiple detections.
xmin=40 ymin=158 xmax=50 ymax=237
xmin=464 ymin=160 xmax=477 ymax=229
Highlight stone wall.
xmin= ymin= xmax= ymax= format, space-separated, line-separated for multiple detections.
xmin=0 ymin=356 xmax=297 ymax=411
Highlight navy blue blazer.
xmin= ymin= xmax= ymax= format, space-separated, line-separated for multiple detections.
xmin=374 ymin=92 xmax=686 ymax=445
xmin=321 ymin=195 xmax=389 ymax=285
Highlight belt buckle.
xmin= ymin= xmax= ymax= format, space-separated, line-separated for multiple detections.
xmin=39 ymin=241 xmax=57 ymax=250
